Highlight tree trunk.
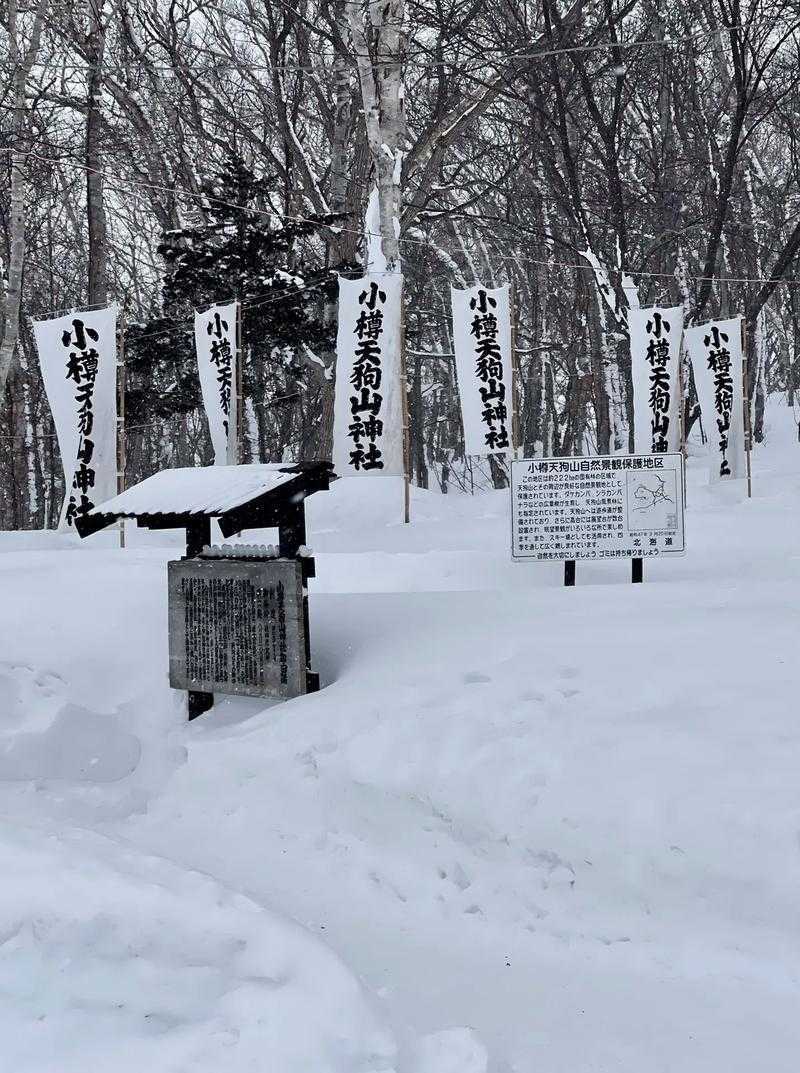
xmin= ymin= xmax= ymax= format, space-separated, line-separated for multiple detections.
xmin=347 ymin=0 xmax=406 ymax=270
xmin=0 ymin=0 xmax=48 ymax=399
xmin=86 ymin=0 xmax=108 ymax=306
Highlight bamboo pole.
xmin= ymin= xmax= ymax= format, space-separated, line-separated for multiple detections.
xmin=116 ymin=307 xmax=126 ymax=548
xmin=741 ymin=317 xmax=753 ymax=498
xmin=399 ymin=279 xmax=411 ymax=523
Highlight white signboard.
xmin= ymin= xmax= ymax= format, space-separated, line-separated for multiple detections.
xmin=629 ymin=305 xmax=683 ymax=454
xmin=451 ymin=283 xmax=513 ymax=456
xmin=684 ymin=316 xmax=746 ymax=481
xmin=194 ymin=301 xmax=239 ymax=465
xmin=33 ymin=305 xmax=118 ymax=531
xmin=333 ymin=273 xmax=404 ymax=476
xmin=511 ymin=453 xmax=685 ymax=561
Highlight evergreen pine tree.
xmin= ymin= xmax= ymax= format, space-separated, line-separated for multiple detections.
xmin=126 ymin=158 xmax=346 ymax=460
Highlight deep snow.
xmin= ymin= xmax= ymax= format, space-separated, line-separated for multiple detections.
xmin=0 ymin=401 xmax=798 ymax=1072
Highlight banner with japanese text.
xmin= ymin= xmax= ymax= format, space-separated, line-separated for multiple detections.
xmin=451 ymin=284 xmax=513 ymax=456
xmin=33 ymin=305 xmax=118 ymax=531
xmin=684 ymin=316 xmax=746 ymax=481
xmin=194 ymin=301 xmax=239 ymax=465
xmin=629 ymin=305 xmax=683 ymax=454
xmin=333 ymin=274 xmax=404 ymax=476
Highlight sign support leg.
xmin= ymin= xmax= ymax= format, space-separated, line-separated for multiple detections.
xmin=632 ymin=558 xmax=643 ymax=584
xmin=564 ymin=559 xmax=576 ymax=586
xmin=184 ymin=516 xmax=214 ymax=719
xmin=186 ymin=517 xmax=212 ymax=559
xmin=188 ymin=690 xmax=214 ymax=720
xmin=276 ymin=500 xmax=318 ymax=693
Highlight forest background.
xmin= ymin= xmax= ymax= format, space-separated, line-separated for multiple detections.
xmin=2 ymin=0 xmax=800 ymax=528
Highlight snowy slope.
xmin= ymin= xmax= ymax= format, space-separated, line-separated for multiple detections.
xmin=0 ymin=401 xmax=798 ymax=1072
xmin=0 ymin=824 xmax=395 ymax=1073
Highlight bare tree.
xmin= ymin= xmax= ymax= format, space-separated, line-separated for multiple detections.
xmin=0 ymin=0 xmax=49 ymax=398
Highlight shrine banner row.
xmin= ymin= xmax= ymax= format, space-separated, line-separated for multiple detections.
xmin=29 ymin=281 xmax=748 ymax=531
xmin=332 ymin=280 xmax=747 ymax=486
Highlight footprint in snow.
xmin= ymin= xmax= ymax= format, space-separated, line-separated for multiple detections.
xmin=462 ymin=671 xmax=492 ymax=685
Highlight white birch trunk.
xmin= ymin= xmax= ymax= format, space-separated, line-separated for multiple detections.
xmin=347 ymin=0 xmax=406 ymax=273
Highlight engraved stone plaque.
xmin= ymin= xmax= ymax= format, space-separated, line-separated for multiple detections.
xmin=168 ymin=558 xmax=307 ymax=698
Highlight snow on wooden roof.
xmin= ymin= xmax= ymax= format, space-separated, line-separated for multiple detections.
xmin=88 ymin=464 xmax=302 ymax=518
xmin=74 ymin=462 xmax=333 ymax=542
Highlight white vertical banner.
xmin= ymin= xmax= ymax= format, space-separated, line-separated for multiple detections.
xmin=33 ymin=305 xmax=118 ymax=531
xmin=333 ymin=273 xmax=404 ymax=476
xmin=194 ymin=301 xmax=239 ymax=465
xmin=451 ymin=284 xmax=513 ymax=457
xmin=684 ymin=316 xmax=746 ymax=481
xmin=629 ymin=305 xmax=684 ymax=454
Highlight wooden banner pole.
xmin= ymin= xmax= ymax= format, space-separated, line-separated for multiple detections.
xmin=235 ymin=298 xmax=244 ymax=465
xmin=509 ymin=281 xmax=521 ymax=460
xmin=400 ymin=280 xmax=411 ymax=524
xmin=678 ymin=343 xmax=687 ymax=460
xmin=116 ymin=307 xmax=127 ymax=549
xmin=741 ymin=318 xmax=753 ymax=499
xmin=678 ymin=341 xmax=687 ymax=509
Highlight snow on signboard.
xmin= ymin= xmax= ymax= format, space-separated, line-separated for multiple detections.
xmin=451 ymin=284 xmax=513 ymax=456
xmin=511 ymin=453 xmax=685 ymax=561
xmin=33 ymin=305 xmax=118 ymax=531
xmin=194 ymin=301 xmax=239 ymax=465
xmin=684 ymin=316 xmax=747 ymax=482
xmin=629 ymin=305 xmax=684 ymax=454
xmin=333 ymin=274 xmax=404 ymax=477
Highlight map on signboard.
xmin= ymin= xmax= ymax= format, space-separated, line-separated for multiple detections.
xmin=625 ymin=471 xmax=679 ymax=532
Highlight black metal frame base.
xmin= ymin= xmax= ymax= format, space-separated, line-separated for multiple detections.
xmin=188 ymin=689 xmax=214 ymax=720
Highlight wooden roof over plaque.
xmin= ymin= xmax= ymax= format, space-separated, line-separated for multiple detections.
xmin=74 ymin=462 xmax=333 ymax=557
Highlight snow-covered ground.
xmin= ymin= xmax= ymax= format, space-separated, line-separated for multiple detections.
xmin=1 ymin=401 xmax=798 ymax=1072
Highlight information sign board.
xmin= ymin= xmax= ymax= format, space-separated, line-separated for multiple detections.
xmin=511 ymin=453 xmax=685 ymax=561
xmin=168 ymin=558 xmax=307 ymax=698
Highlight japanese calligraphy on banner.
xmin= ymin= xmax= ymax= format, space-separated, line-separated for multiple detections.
xmin=684 ymin=317 xmax=746 ymax=481
xmin=194 ymin=301 xmax=239 ymax=465
xmin=33 ymin=305 xmax=118 ymax=530
xmin=511 ymin=453 xmax=686 ymax=562
xmin=629 ymin=305 xmax=684 ymax=454
xmin=333 ymin=274 xmax=404 ymax=476
xmin=451 ymin=284 xmax=513 ymax=456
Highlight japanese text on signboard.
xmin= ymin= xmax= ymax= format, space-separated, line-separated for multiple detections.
xmin=701 ymin=325 xmax=734 ymax=477
xmin=470 ymin=288 xmax=510 ymax=452
xmin=511 ymin=453 xmax=685 ymax=561
xmin=206 ymin=310 xmax=233 ymax=440
xmin=348 ymin=280 xmax=387 ymax=471
xmin=61 ymin=317 xmax=102 ymax=525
